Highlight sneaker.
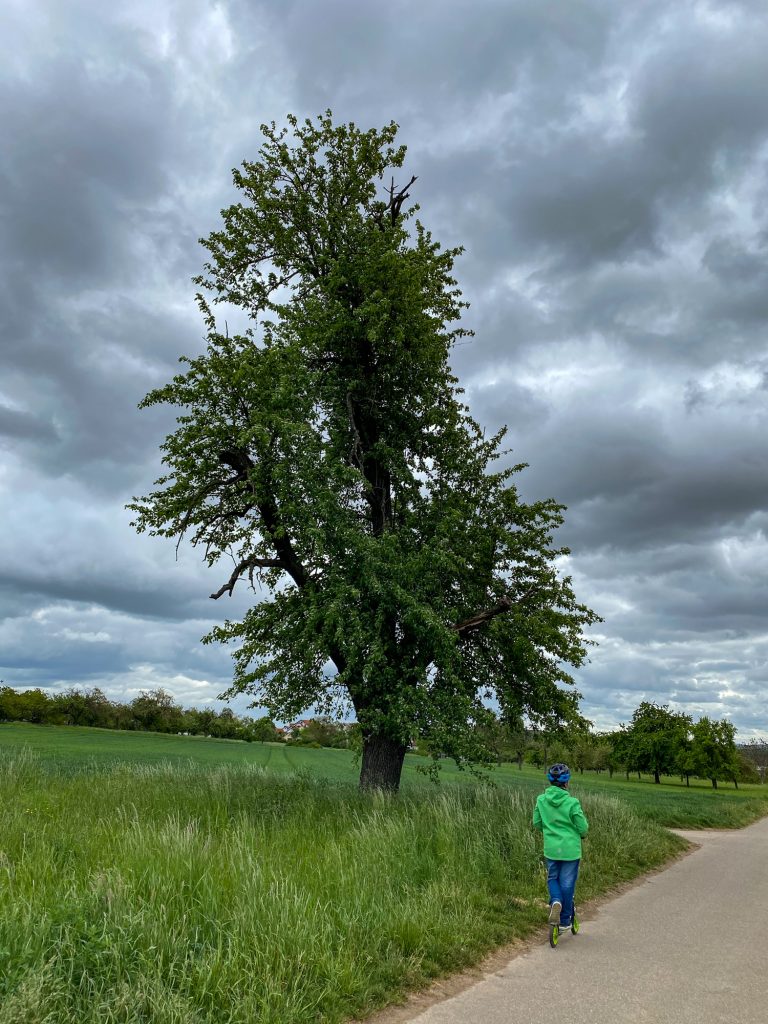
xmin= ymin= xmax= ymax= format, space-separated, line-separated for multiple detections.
xmin=548 ymin=901 xmax=562 ymax=925
xmin=559 ymin=919 xmax=572 ymax=929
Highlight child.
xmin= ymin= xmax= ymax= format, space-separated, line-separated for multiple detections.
xmin=533 ymin=762 xmax=589 ymax=929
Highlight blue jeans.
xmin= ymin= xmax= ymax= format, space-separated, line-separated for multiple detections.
xmin=546 ymin=858 xmax=580 ymax=926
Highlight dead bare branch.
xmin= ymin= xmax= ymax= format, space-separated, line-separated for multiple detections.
xmin=371 ymin=174 xmax=418 ymax=229
xmin=210 ymin=555 xmax=288 ymax=599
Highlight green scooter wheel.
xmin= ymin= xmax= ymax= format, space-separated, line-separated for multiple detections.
xmin=549 ymin=925 xmax=559 ymax=948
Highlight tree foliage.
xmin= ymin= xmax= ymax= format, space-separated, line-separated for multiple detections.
xmin=741 ymin=737 xmax=768 ymax=782
xmin=690 ymin=716 xmax=739 ymax=789
xmin=129 ymin=112 xmax=599 ymax=790
xmin=617 ymin=702 xmax=692 ymax=784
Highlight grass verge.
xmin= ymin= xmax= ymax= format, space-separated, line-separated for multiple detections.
xmin=0 ymin=751 xmax=682 ymax=1024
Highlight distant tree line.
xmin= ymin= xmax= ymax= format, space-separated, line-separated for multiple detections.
xmin=0 ymin=685 xmax=361 ymax=749
xmin=450 ymin=701 xmax=762 ymax=789
xmin=0 ymin=685 xmax=280 ymax=742
xmin=2 ymin=686 xmax=764 ymax=786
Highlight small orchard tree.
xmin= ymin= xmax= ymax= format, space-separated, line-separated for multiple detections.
xmin=619 ymin=702 xmax=691 ymax=784
xmin=591 ymin=740 xmax=612 ymax=775
xmin=130 ymin=688 xmax=183 ymax=733
xmin=192 ymin=707 xmax=218 ymax=735
xmin=473 ymin=714 xmax=528 ymax=767
xmin=742 ymin=738 xmax=768 ymax=782
xmin=736 ymin=751 xmax=759 ymax=785
xmin=248 ymin=716 xmax=280 ymax=743
xmin=55 ymin=687 xmax=112 ymax=728
xmin=13 ymin=687 xmax=50 ymax=725
xmin=690 ymin=717 xmax=739 ymax=789
xmin=212 ymin=707 xmax=239 ymax=739
xmin=504 ymin=719 xmax=530 ymax=770
xmin=130 ymin=112 xmax=598 ymax=791
xmin=570 ymin=735 xmax=595 ymax=775
xmin=675 ymin=738 xmax=696 ymax=787
xmin=0 ymin=686 xmax=19 ymax=721
xmin=605 ymin=729 xmax=630 ymax=779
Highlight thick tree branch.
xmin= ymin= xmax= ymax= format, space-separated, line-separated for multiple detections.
xmin=258 ymin=491 xmax=310 ymax=588
xmin=453 ymin=586 xmax=537 ymax=639
xmin=210 ymin=555 xmax=288 ymax=600
xmin=218 ymin=448 xmax=254 ymax=479
xmin=217 ymin=446 xmax=310 ymax=589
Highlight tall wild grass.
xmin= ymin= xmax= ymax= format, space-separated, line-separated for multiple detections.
xmin=0 ymin=751 xmax=682 ymax=1023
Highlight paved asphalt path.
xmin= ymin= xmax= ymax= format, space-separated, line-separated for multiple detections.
xmin=405 ymin=815 xmax=768 ymax=1024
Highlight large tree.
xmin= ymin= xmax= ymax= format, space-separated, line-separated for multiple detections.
xmin=130 ymin=113 xmax=598 ymax=791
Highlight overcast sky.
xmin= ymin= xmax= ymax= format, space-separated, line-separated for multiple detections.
xmin=1 ymin=0 xmax=767 ymax=735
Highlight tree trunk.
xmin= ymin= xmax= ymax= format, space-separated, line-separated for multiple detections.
xmin=359 ymin=734 xmax=408 ymax=791
xmin=517 ymin=753 xmax=523 ymax=770
xmin=685 ymin=774 xmax=690 ymax=787
xmin=654 ymin=769 xmax=660 ymax=784
xmin=711 ymin=778 xmax=717 ymax=789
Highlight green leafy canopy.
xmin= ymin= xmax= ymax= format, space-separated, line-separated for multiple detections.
xmin=129 ymin=112 xmax=600 ymax=780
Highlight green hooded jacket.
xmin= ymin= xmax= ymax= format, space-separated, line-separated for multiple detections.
xmin=533 ymin=785 xmax=589 ymax=860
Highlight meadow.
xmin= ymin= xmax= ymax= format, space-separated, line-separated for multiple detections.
xmin=1 ymin=723 xmax=766 ymax=1023
xmin=2 ymin=721 xmax=766 ymax=828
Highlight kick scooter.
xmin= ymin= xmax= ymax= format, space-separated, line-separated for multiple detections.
xmin=549 ymin=905 xmax=579 ymax=948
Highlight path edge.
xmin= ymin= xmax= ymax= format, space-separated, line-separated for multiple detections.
xmin=348 ymin=836 xmax=698 ymax=1024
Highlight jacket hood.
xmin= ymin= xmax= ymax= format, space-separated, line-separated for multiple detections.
xmin=542 ymin=785 xmax=570 ymax=806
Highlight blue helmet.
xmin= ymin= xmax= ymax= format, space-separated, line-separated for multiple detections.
xmin=547 ymin=762 xmax=571 ymax=785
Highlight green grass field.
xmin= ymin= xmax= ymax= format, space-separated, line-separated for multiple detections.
xmin=0 ymin=723 xmax=766 ymax=1023
xmin=2 ymin=721 xmax=766 ymax=828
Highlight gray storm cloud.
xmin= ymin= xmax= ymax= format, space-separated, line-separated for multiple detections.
xmin=1 ymin=0 xmax=767 ymax=733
